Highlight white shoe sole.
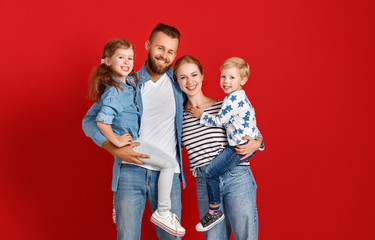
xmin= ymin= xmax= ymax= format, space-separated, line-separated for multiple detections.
xmin=151 ymin=216 xmax=186 ymax=237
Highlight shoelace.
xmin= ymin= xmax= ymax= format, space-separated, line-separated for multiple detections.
xmin=169 ymin=213 xmax=181 ymax=231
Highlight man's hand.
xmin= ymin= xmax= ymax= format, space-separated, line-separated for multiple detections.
xmin=235 ymin=136 xmax=262 ymax=161
xmin=102 ymin=140 xmax=150 ymax=165
xmin=186 ymin=105 xmax=204 ymax=119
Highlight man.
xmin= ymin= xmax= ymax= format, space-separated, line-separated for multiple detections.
xmin=82 ymin=23 xmax=185 ymax=240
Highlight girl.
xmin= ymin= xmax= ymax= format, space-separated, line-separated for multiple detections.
xmin=88 ymin=39 xmax=185 ymax=237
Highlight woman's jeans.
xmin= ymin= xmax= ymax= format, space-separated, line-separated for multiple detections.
xmin=196 ymin=165 xmax=258 ymax=240
xmin=205 ymin=145 xmax=255 ymax=205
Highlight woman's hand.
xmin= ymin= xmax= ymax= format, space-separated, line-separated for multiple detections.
xmin=235 ymin=136 xmax=262 ymax=161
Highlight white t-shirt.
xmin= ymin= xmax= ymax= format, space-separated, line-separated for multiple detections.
xmin=137 ymin=73 xmax=179 ymax=173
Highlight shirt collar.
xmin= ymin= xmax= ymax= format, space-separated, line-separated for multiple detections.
xmin=111 ymin=75 xmax=134 ymax=89
xmin=137 ymin=61 xmax=174 ymax=84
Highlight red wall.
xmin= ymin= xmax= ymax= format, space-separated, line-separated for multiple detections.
xmin=1 ymin=0 xmax=374 ymax=239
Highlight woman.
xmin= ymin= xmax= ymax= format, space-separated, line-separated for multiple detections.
xmin=173 ymin=55 xmax=263 ymax=240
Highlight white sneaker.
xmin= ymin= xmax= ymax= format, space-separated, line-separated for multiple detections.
xmin=151 ymin=210 xmax=186 ymax=237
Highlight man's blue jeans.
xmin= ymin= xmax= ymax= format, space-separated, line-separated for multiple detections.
xmin=114 ymin=164 xmax=182 ymax=240
xmin=205 ymin=145 xmax=255 ymax=205
xmin=133 ymin=138 xmax=177 ymax=212
xmin=196 ymin=165 xmax=258 ymax=240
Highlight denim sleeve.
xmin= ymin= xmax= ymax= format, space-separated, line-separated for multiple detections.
xmin=82 ymin=103 xmax=108 ymax=147
xmin=96 ymin=96 xmax=123 ymax=125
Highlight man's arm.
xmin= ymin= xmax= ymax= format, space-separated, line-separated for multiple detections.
xmin=82 ymin=103 xmax=149 ymax=163
xmin=102 ymin=140 xmax=148 ymax=164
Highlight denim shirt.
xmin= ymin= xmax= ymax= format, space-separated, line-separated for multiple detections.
xmin=96 ymin=76 xmax=140 ymax=139
xmin=82 ymin=63 xmax=186 ymax=190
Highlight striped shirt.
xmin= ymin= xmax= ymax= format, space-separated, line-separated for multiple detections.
xmin=182 ymin=101 xmax=249 ymax=177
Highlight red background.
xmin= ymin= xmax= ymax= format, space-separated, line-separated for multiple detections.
xmin=1 ymin=0 xmax=374 ymax=239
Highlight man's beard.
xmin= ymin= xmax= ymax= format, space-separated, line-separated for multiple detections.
xmin=147 ymin=53 xmax=172 ymax=75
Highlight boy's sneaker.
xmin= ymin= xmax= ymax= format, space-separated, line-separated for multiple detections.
xmin=195 ymin=210 xmax=225 ymax=232
xmin=151 ymin=210 xmax=186 ymax=237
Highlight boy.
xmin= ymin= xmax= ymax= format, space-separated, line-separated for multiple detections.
xmin=187 ymin=57 xmax=263 ymax=231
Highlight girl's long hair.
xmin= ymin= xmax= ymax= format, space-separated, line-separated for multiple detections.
xmin=89 ymin=39 xmax=137 ymax=103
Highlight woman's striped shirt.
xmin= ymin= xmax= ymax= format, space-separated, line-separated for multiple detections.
xmin=182 ymin=101 xmax=249 ymax=176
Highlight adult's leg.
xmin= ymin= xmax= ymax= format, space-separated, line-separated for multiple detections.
xmin=195 ymin=166 xmax=231 ymax=240
xmin=205 ymin=147 xmax=255 ymax=205
xmin=147 ymin=170 xmax=182 ymax=240
xmin=222 ymin=166 xmax=258 ymax=240
xmin=133 ymin=139 xmax=177 ymax=211
xmin=114 ymin=164 xmax=148 ymax=240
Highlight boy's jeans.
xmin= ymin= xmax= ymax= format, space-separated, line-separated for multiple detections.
xmin=205 ymin=145 xmax=256 ymax=205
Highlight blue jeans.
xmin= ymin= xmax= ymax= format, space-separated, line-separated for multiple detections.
xmin=205 ymin=145 xmax=255 ymax=205
xmin=114 ymin=164 xmax=182 ymax=240
xmin=196 ymin=165 xmax=258 ymax=240
xmin=133 ymin=139 xmax=177 ymax=212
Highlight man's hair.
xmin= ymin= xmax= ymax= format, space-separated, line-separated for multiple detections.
xmin=149 ymin=23 xmax=181 ymax=43
xmin=220 ymin=57 xmax=250 ymax=79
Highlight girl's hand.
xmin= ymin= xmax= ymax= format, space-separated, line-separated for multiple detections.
xmin=235 ymin=136 xmax=262 ymax=161
xmin=116 ymin=133 xmax=132 ymax=147
xmin=187 ymin=105 xmax=204 ymax=118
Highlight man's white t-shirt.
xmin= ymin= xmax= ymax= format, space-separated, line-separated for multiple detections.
xmin=137 ymin=73 xmax=179 ymax=173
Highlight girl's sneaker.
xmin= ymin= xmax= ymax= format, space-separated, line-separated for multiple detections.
xmin=151 ymin=210 xmax=186 ymax=237
xmin=195 ymin=210 xmax=225 ymax=232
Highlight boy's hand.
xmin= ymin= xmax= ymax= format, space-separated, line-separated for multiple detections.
xmin=116 ymin=133 xmax=132 ymax=147
xmin=187 ymin=105 xmax=204 ymax=119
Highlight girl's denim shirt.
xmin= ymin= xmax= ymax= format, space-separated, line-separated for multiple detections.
xmin=82 ymin=63 xmax=186 ymax=190
xmin=96 ymin=76 xmax=141 ymax=139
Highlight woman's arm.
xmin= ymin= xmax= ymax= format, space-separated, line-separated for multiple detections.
xmin=235 ymin=136 xmax=263 ymax=160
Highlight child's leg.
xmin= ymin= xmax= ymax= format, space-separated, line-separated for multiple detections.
xmin=132 ymin=139 xmax=185 ymax=237
xmin=205 ymin=145 xmax=243 ymax=206
xmin=196 ymin=145 xmax=254 ymax=232
xmin=132 ymin=139 xmax=177 ymax=212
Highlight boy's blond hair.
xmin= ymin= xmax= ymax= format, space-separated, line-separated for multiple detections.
xmin=220 ymin=57 xmax=250 ymax=79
